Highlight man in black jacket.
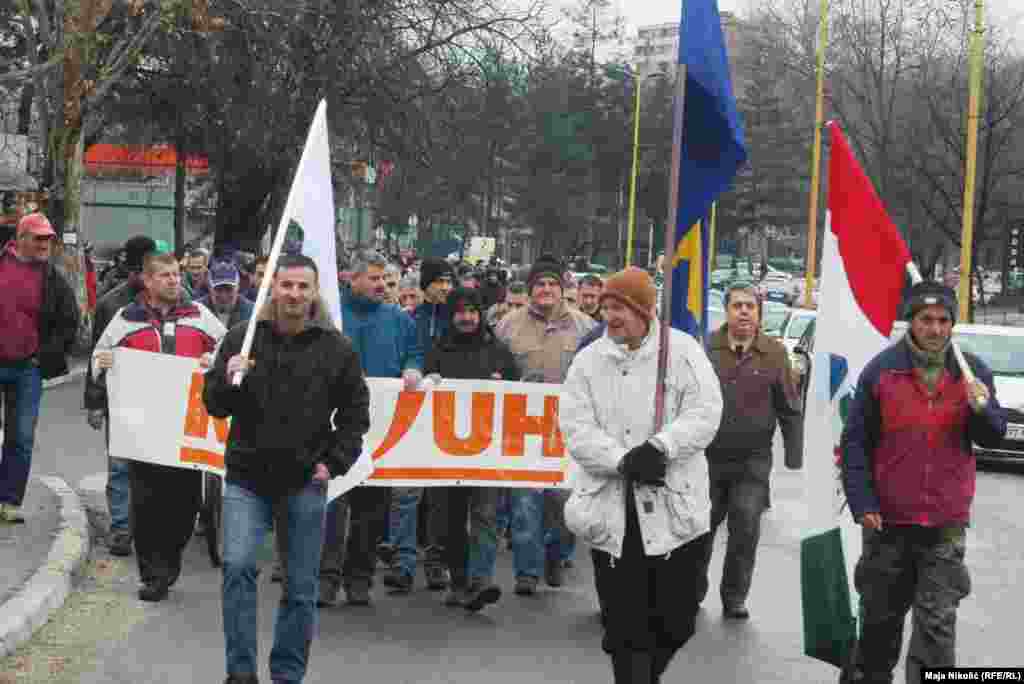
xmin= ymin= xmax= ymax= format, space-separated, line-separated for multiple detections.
xmin=0 ymin=214 xmax=79 ymax=524
xmin=204 ymin=254 xmax=370 ymax=684
xmin=84 ymin=234 xmax=156 ymax=554
xmin=424 ymin=287 xmax=520 ymax=612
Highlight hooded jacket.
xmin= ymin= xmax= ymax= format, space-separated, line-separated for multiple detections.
xmin=559 ymin=320 xmax=723 ymax=558
xmin=424 ymin=290 xmax=520 ymax=382
xmin=203 ymin=300 xmax=370 ymax=496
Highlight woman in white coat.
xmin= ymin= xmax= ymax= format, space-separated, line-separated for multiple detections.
xmin=559 ymin=267 xmax=723 ymax=684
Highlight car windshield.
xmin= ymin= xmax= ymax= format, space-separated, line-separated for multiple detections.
xmin=953 ymin=332 xmax=1024 ymax=377
xmin=762 ymin=308 xmax=788 ymax=335
xmin=786 ymin=314 xmax=814 ymax=340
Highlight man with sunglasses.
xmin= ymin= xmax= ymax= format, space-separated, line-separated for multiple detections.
xmin=0 ymin=213 xmax=79 ymax=523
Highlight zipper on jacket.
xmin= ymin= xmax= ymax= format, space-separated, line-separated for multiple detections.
xmin=664 ymin=549 xmax=673 ymax=561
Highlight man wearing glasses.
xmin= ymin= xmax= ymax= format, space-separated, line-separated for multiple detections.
xmin=0 ymin=214 xmax=79 ymax=523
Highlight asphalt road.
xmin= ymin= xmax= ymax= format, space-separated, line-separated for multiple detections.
xmin=4 ymin=378 xmax=1024 ymax=683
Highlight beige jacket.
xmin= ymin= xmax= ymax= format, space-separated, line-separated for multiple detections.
xmin=494 ymin=302 xmax=597 ymax=383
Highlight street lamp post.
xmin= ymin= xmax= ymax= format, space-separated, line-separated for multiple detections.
xmin=626 ymin=70 xmax=668 ymax=268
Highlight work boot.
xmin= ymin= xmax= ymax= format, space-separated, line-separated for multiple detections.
xmin=387 ymin=572 xmax=414 ymax=595
xmin=723 ymin=602 xmax=750 ymax=620
xmin=108 ymin=531 xmax=133 ymax=557
xmin=545 ymin=557 xmax=564 ymax=587
xmin=138 ymin=579 xmax=170 ymax=602
xmin=423 ymin=562 xmax=450 ymax=591
xmin=463 ymin=582 xmax=501 ymax=613
xmin=514 ymin=575 xmax=538 ymax=596
xmin=382 ymin=566 xmax=407 ymax=588
xmin=317 ymin=580 xmax=340 ymax=608
xmin=345 ymin=580 xmax=371 ymax=606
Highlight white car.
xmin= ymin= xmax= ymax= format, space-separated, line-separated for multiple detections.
xmin=779 ymin=309 xmax=817 ymax=353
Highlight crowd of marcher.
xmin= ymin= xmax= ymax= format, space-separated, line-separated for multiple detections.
xmin=0 ymin=211 xmax=1007 ymax=684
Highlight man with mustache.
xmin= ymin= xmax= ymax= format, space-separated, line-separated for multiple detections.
xmin=702 ymin=281 xmax=802 ymax=620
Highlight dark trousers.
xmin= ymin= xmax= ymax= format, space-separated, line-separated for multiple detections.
xmin=129 ymin=461 xmax=202 ymax=585
xmin=703 ymin=474 xmax=769 ymax=607
xmin=592 ymin=487 xmax=710 ymax=681
xmin=853 ymin=526 xmax=971 ymax=684
xmin=320 ymin=485 xmax=390 ymax=589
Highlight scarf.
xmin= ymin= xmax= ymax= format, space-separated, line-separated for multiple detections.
xmin=904 ymin=332 xmax=950 ymax=392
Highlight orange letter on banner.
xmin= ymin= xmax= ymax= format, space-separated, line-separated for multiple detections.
xmin=433 ymin=391 xmax=494 ymax=456
xmin=183 ymin=372 xmax=230 ymax=443
xmin=502 ymin=394 xmax=565 ymax=458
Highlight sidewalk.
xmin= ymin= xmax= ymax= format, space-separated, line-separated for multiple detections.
xmin=0 ymin=477 xmax=90 ymax=658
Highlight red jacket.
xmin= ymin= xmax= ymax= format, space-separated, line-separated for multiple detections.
xmin=841 ymin=337 xmax=1007 ymax=527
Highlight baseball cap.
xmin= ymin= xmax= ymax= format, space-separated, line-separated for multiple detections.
xmin=17 ymin=213 xmax=56 ymax=238
xmin=209 ymin=261 xmax=240 ymax=289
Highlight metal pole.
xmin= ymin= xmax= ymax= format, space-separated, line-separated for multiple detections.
xmin=958 ymin=0 xmax=985 ymax=322
xmin=804 ymin=0 xmax=829 ymax=308
xmin=626 ymin=72 xmax=642 ymax=267
xmin=707 ymin=201 xmax=717 ymax=273
xmin=654 ymin=64 xmax=687 ymax=430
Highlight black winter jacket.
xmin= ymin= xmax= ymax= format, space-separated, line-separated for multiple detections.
xmin=85 ymin=276 xmax=144 ymax=411
xmin=424 ymin=325 xmax=521 ymax=382
xmin=38 ymin=260 xmax=80 ymax=380
xmin=203 ymin=313 xmax=370 ymax=497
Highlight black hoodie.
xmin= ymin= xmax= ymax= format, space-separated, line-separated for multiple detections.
xmin=424 ymin=287 xmax=521 ymax=382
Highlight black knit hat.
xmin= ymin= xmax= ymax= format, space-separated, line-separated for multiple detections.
xmin=123 ymin=235 xmax=157 ymax=272
xmin=420 ymin=258 xmax=455 ymax=290
xmin=527 ymin=254 xmax=564 ymax=290
xmin=904 ymin=281 xmax=958 ymax=322
xmin=447 ymin=286 xmax=484 ymax=319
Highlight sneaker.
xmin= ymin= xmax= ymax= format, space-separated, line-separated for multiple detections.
xmin=387 ymin=572 xmax=414 ymax=595
xmin=108 ymin=531 xmax=133 ymax=557
xmin=545 ymin=558 xmax=564 ymax=587
xmin=514 ymin=576 xmax=538 ymax=596
xmin=345 ymin=581 xmax=371 ymax=606
xmin=138 ymin=580 xmax=169 ymax=602
xmin=317 ymin=581 xmax=341 ymax=607
xmin=424 ymin=563 xmax=450 ymax=591
xmin=0 ymin=503 xmax=25 ymax=524
xmin=464 ymin=584 xmax=501 ymax=612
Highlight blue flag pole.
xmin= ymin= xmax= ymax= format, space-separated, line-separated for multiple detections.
xmin=654 ymin=64 xmax=687 ymax=430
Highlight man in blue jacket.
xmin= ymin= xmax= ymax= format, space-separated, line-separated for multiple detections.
xmin=319 ymin=250 xmax=423 ymax=607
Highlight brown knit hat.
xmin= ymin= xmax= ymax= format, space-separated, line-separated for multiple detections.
xmin=600 ymin=267 xmax=657 ymax=321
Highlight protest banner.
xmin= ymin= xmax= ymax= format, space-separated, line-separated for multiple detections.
xmin=107 ymin=348 xmax=570 ymax=500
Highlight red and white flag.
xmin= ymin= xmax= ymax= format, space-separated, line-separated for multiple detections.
xmin=801 ymin=123 xmax=912 ymax=652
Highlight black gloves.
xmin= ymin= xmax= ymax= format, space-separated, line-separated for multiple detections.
xmin=618 ymin=441 xmax=667 ymax=486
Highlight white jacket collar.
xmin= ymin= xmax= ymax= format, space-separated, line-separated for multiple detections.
xmin=598 ymin=318 xmax=660 ymax=362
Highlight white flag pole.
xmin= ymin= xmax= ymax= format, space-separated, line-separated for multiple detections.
xmin=232 ymin=99 xmax=328 ymax=386
xmin=905 ymin=262 xmax=982 ymax=395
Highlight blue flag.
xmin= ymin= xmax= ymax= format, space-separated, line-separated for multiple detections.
xmin=670 ymin=0 xmax=747 ymax=339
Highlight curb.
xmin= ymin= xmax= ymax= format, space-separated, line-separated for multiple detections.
xmin=42 ymin=363 xmax=88 ymax=391
xmin=0 ymin=476 xmax=91 ymax=658
xmin=75 ymin=472 xmax=110 ymax=539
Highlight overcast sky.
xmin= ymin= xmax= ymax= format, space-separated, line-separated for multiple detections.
xmin=598 ymin=0 xmax=1022 ymax=38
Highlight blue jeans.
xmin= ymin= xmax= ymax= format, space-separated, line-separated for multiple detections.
xmin=104 ymin=421 xmax=132 ymax=534
xmin=466 ymin=487 xmax=500 ymax=583
xmin=509 ymin=489 xmax=574 ymax=580
xmin=0 ymin=363 xmax=42 ymax=507
xmin=388 ymin=487 xmax=446 ymax=578
xmin=222 ymin=480 xmax=326 ymax=682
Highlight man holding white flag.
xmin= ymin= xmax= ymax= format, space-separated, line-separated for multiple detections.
xmin=204 ymin=254 xmax=370 ymax=684
xmin=841 ymin=281 xmax=1006 ymax=684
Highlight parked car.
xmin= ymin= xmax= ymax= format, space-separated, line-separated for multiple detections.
xmin=761 ymin=301 xmax=790 ymax=338
xmin=779 ymin=309 xmax=817 ymax=354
